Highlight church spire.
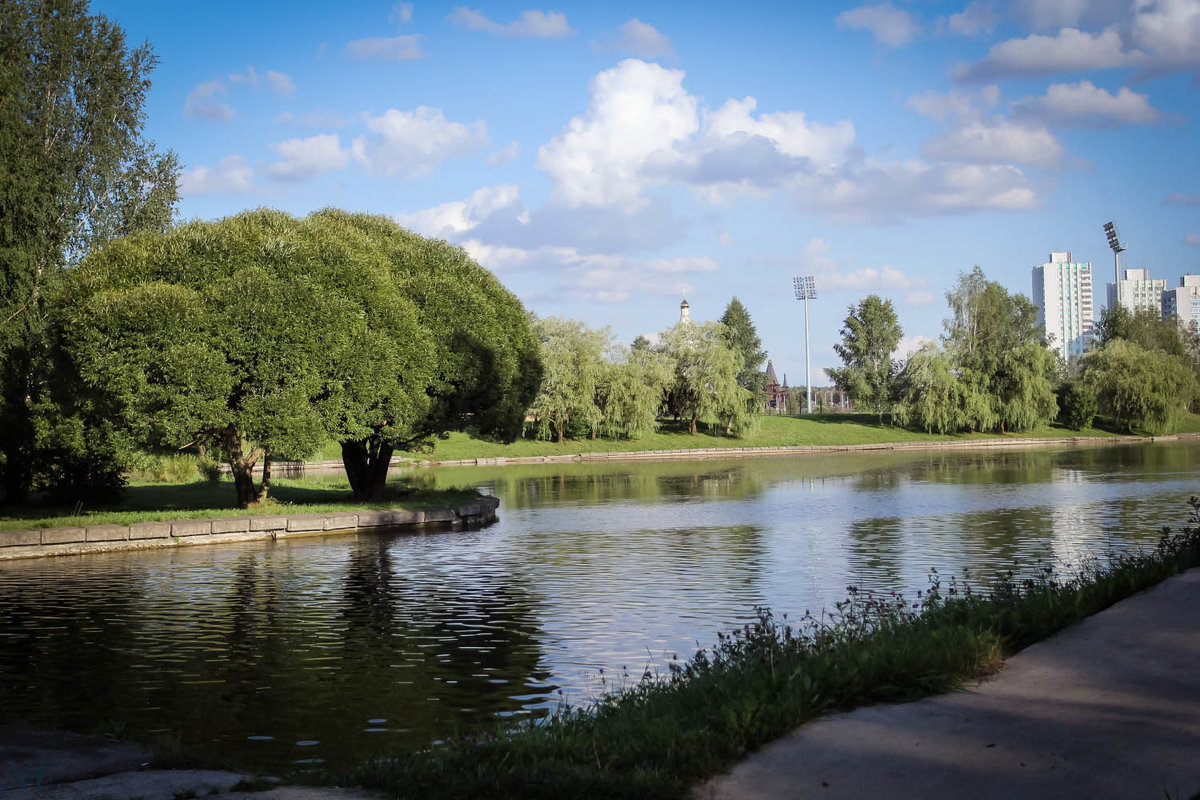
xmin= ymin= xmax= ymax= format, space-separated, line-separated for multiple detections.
xmin=680 ymin=296 xmax=691 ymax=324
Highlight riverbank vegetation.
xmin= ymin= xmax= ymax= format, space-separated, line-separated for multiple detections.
xmin=322 ymin=500 xmax=1200 ymax=800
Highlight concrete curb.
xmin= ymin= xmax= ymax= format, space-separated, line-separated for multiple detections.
xmin=0 ymin=496 xmax=499 ymax=562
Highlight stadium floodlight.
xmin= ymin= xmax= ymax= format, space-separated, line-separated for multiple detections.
xmin=793 ymin=276 xmax=817 ymax=414
xmin=1104 ymin=221 xmax=1126 ymax=283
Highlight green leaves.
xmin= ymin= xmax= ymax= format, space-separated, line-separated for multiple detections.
xmin=828 ymin=295 xmax=902 ymax=422
xmin=1083 ymin=339 xmax=1199 ymax=434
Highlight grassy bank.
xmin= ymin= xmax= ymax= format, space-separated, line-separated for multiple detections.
xmin=376 ymin=413 xmax=1200 ymax=464
xmin=0 ymin=476 xmax=478 ymax=531
xmin=321 ymin=500 xmax=1200 ymax=800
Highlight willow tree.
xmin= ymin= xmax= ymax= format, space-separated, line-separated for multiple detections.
xmin=1083 ymin=339 xmax=1198 ymax=434
xmin=893 ymin=344 xmax=963 ymax=434
xmin=941 ymin=267 xmax=1057 ymax=432
xmin=659 ymin=321 xmax=754 ymax=436
xmin=598 ymin=345 xmax=673 ymax=439
xmin=527 ymin=317 xmax=608 ymax=443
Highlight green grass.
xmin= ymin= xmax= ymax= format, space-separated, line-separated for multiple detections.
xmin=0 ymin=475 xmax=479 ymax=531
xmin=392 ymin=413 xmax=1142 ymax=463
xmin=318 ymin=499 xmax=1200 ymax=800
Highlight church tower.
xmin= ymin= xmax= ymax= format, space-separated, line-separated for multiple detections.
xmin=680 ymin=297 xmax=691 ymax=324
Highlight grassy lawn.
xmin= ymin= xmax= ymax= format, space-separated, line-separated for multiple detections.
xmin=0 ymin=475 xmax=478 ymax=531
xmin=390 ymin=412 xmax=1140 ymax=462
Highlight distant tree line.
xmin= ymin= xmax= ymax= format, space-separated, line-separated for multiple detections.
xmin=826 ymin=266 xmax=1198 ymax=435
xmin=525 ymin=297 xmax=767 ymax=443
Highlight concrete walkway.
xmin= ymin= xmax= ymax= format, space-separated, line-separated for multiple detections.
xmin=696 ymin=567 xmax=1200 ymax=800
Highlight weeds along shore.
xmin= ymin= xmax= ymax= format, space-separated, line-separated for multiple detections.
xmin=314 ymin=498 xmax=1200 ymax=800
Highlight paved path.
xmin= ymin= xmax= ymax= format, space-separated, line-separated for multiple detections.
xmin=696 ymin=567 xmax=1200 ymax=800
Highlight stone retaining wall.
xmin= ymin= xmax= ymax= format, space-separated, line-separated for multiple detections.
xmin=0 ymin=496 xmax=499 ymax=561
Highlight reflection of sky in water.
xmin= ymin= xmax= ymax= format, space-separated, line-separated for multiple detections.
xmin=0 ymin=442 xmax=1195 ymax=772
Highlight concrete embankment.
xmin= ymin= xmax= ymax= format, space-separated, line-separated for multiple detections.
xmin=0 ymin=496 xmax=499 ymax=561
xmin=405 ymin=431 xmax=1200 ymax=468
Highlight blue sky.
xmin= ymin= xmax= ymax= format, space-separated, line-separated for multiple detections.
xmin=96 ymin=0 xmax=1200 ymax=382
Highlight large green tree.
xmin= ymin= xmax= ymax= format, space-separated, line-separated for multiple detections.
xmin=597 ymin=345 xmax=674 ymax=440
xmin=1095 ymin=305 xmax=1196 ymax=357
xmin=659 ymin=322 xmax=754 ymax=436
xmin=893 ymin=344 xmax=964 ymax=434
xmin=58 ymin=210 xmax=540 ymax=507
xmin=826 ymin=295 xmax=903 ymax=423
xmin=527 ymin=317 xmax=608 ymax=443
xmin=0 ymin=0 xmax=178 ymax=501
xmin=941 ymin=267 xmax=1057 ymax=432
xmin=321 ymin=212 xmax=541 ymax=499
xmin=1083 ymin=339 xmax=1198 ymax=434
xmin=718 ymin=297 xmax=767 ymax=402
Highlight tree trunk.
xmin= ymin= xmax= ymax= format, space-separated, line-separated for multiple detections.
xmin=341 ymin=438 xmax=393 ymax=501
xmin=230 ymin=463 xmax=257 ymax=508
xmin=222 ymin=429 xmax=261 ymax=509
xmin=556 ymin=419 xmax=565 ymax=443
xmin=255 ymin=455 xmax=273 ymax=504
xmin=689 ymin=415 xmax=697 ymax=435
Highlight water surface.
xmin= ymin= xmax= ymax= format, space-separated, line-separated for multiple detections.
xmin=0 ymin=442 xmax=1195 ymax=772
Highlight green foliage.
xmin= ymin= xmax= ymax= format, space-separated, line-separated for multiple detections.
xmin=826 ymin=295 xmax=903 ymax=422
xmin=597 ymin=345 xmax=674 ymax=440
xmin=1082 ymin=339 xmax=1198 ymax=434
xmin=718 ymin=297 xmax=767 ymax=400
xmin=0 ymin=0 xmax=178 ymax=502
xmin=308 ymin=211 xmax=541 ymax=499
xmin=896 ymin=267 xmax=1057 ymax=434
xmin=60 ymin=210 xmax=540 ymax=506
xmin=1095 ymin=304 xmax=1196 ymax=358
xmin=893 ymin=344 xmax=969 ymax=434
xmin=659 ymin=322 xmax=756 ymax=436
xmin=527 ymin=317 xmax=609 ymax=443
xmin=1056 ymin=379 xmax=1098 ymax=431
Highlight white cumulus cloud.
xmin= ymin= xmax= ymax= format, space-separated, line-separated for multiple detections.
xmin=352 ymin=106 xmax=488 ymax=177
xmin=537 ymin=59 xmax=1039 ymax=221
xmin=537 ymin=59 xmax=698 ymax=207
xmin=836 ymin=2 xmax=920 ymax=46
xmin=183 ymin=80 xmax=235 ymax=121
xmin=264 ymin=134 xmax=349 ymax=180
xmin=347 ymin=35 xmax=426 ymax=60
xmin=448 ymin=8 xmax=574 ymax=37
xmin=594 ymin=18 xmax=675 ymax=58
xmin=265 ymin=70 xmax=295 ymax=96
xmin=945 ymin=2 xmax=997 ymax=37
xmin=1013 ymin=81 xmax=1161 ymax=126
xmin=955 ymin=27 xmax=1135 ymax=80
xmin=486 ymin=141 xmax=520 ymax=167
xmin=395 ymin=184 xmax=521 ymax=238
xmin=178 ymin=155 xmax=254 ymax=196
xmin=922 ymin=119 xmax=1063 ymax=167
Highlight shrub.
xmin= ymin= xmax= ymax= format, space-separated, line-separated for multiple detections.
xmin=1056 ymin=379 xmax=1097 ymax=431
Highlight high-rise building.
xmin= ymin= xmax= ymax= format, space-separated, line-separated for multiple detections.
xmin=1107 ymin=268 xmax=1166 ymax=315
xmin=1032 ymin=252 xmax=1094 ymax=360
xmin=1161 ymin=275 xmax=1200 ymax=329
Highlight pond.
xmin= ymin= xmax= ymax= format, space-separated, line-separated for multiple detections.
xmin=0 ymin=441 xmax=1195 ymax=773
